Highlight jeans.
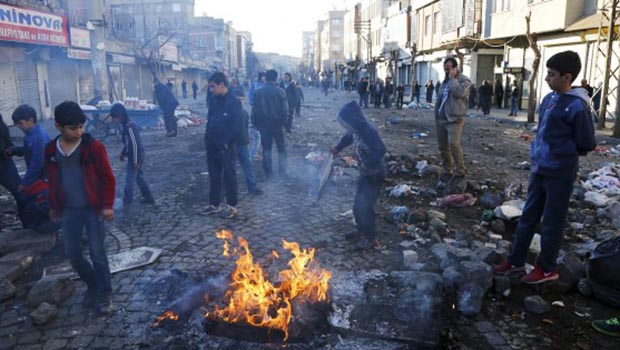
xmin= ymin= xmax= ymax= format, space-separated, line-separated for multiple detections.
xmin=383 ymin=94 xmax=392 ymax=109
xmin=62 ymin=207 xmax=112 ymax=295
xmin=206 ymin=142 xmax=238 ymax=207
xmin=353 ymin=175 xmax=384 ymax=240
xmin=123 ymin=162 xmax=153 ymax=204
xmin=508 ymin=174 xmax=573 ymax=272
xmin=436 ymin=118 xmax=466 ymax=176
xmin=260 ymin=127 xmax=287 ymax=178
xmin=510 ymin=96 xmax=518 ymax=115
xmin=237 ymin=144 xmax=257 ymax=192
xmin=249 ymin=127 xmax=260 ymax=159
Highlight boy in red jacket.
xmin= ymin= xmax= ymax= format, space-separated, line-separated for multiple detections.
xmin=45 ymin=101 xmax=116 ymax=315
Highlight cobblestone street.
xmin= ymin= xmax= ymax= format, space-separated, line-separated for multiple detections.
xmin=1 ymin=88 xmax=619 ymax=350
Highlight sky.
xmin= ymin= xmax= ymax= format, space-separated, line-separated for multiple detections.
xmin=194 ymin=0 xmax=355 ymax=57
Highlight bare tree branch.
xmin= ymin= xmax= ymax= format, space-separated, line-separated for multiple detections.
xmin=525 ymin=12 xmax=541 ymax=123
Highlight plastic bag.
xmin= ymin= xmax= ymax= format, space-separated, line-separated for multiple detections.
xmin=587 ymin=236 xmax=620 ymax=307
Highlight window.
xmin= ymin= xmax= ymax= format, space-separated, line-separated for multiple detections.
xmin=332 ymin=18 xmax=342 ymax=25
xmin=433 ymin=12 xmax=439 ymax=34
xmin=494 ymin=0 xmax=511 ymax=12
xmin=172 ymin=3 xmax=181 ymax=12
xmin=424 ymin=15 xmax=430 ymax=36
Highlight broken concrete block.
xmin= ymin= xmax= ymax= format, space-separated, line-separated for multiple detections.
xmin=493 ymin=275 xmax=511 ymax=295
xmin=458 ymin=261 xmax=493 ymax=292
xmin=30 ymin=302 xmax=58 ymax=325
xmin=27 ymin=277 xmax=75 ymax=308
xmin=457 ymin=282 xmax=484 ymax=317
xmin=557 ymin=252 xmax=585 ymax=289
xmin=523 ymin=295 xmax=550 ymax=315
xmin=403 ymin=250 xmax=418 ymax=268
xmin=442 ymin=266 xmax=464 ymax=288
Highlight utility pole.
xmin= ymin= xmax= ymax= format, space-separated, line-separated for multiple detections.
xmin=87 ymin=0 xmax=109 ymax=101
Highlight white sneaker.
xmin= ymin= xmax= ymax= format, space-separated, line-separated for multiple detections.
xmin=204 ymin=205 xmax=221 ymax=215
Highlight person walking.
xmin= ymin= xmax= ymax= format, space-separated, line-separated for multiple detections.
xmin=509 ymin=81 xmax=519 ymax=116
xmin=358 ymin=77 xmax=369 ymax=108
xmin=413 ymin=81 xmax=421 ymax=104
xmin=192 ymin=80 xmax=198 ymax=100
xmin=181 ymin=79 xmax=188 ymax=99
xmin=203 ymin=72 xmax=242 ymax=219
xmin=493 ymin=51 xmax=597 ymax=284
xmin=425 ymin=80 xmax=434 ymax=103
xmin=396 ymin=84 xmax=405 ymax=109
xmin=247 ymin=72 xmax=265 ymax=160
xmin=373 ymin=79 xmax=384 ymax=108
xmin=494 ymin=79 xmax=504 ymax=109
xmin=434 ymin=57 xmax=471 ymax=186
xmin=45 ymin=101 xmax=116 ymax=315
xmin=154 ymin=78 xmax=179 ymax=137
xmin=283 ymin=73 xmax=299 ymax=120
xmin=295 ymin=84 xmax=304 ymax=117
xmin=110 ymin=103 xmax=155 ymax=207
xmin=383 ymin=77 xmax=394 ymax=109
xmin=251 ymin=69 xmax=289 ymax=179
xmin=232 ymin=89 xmax=263 ymax=196
xmin=331 ymin=101 xmax=386 ymax=251
xmin=469 ymin=83 xmax=477 ymax=109
xmin=479 ymin=80 xmax=493 ymax=115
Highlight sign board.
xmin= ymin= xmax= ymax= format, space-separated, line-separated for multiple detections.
xmin=69 ymin=27 xmax=90 ymax=48
xmin=67 ymin=48 xmax=91 ymax=60
xmin=0 ymin=3 xmax=69 ymax=47
xmin=111 ymin=53 xmax=135 ymax=65
xmin=504 ymin=67 xmax=524 ymax=74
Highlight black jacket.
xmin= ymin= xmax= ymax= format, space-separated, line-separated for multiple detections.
xmin=120 ymin=121 xmax=145 ymax=165
xmin=237 ymin=109 xmax=250 ymax=146
xmin=285 ymin=82 xmax=300 ymax=110
xmin=154 ymin=82 xmax=179 ymax=113
xmin=251 ymin=82 xmax=289 ymax=130
xmin=0 ymin=118 xmax=12 ymax=154
xmin=206 ymin=91 xmax=242 ymax=150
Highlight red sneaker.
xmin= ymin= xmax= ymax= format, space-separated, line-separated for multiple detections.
xmin=521 ymin=266 xmax=558 ymax=284
xmin=492 ymin=260 xmax=525 ymax=275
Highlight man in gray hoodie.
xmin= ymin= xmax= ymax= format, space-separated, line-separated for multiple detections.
xmin=434 ymin=57 xmax=471 ymax=185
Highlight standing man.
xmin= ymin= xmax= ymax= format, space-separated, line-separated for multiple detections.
xmin=383 ymin=77 xmax=394 ymax=109
xmin=494 ymin=79 xmax=504 ymax=109
xmin=181 ymin=79 xmax=188 ymax=99
xmin=203 ymin=72 xmax=242 ymax=218
xmin=434 ymin=57 xmax=471 ymax=186
xmin=154 ymin=78 xmax=179 ymax=137
xmin=358 ymin=77 xmax=369 ymax=108
xmin=0 ymin=116 xmax=22 ymax=214
xmin=413 ymin=81 xmax=421 ymax=103
xmin=192 ymin=80 xmax=198 ymax=100
xmin=295 ymin=84 xmax=304 ymax=117
xmin=508 ymin=81 xmax=520 ymax=116
xmin=395 ymin=84 xmax=405 ymax=109
xmin=373 ymin=79 xmax=384 ymax=108
xmin=479 ymin=80 xmax=493 ymax=115
xmin=252 ymin=69 xmax=289 ymax=179
xmin=425 ymin=80 xmax=434 ymax=103
xmin=283 ymin=73 xmax=299 ymax=122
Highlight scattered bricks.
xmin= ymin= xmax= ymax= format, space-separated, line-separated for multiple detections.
xmin=27 ymin=277 xmax=75 ymax=308
xmin=457 ymin=282 xmax=485 ymax=317
xmin=0 ymin=278 xmax=15 ymax=301
xmin=403 ymin=250 xmax=418 ymax=268
xmin=430 ymin=217 xmax=448 ymax=232
xmin=30 ymin=302 xmax=58 ymax=325
xmin=497 ymin=240 xmax=512 ymax=252
xmin=459 ymin=261 xmax=493 ymax=292
xmin=442 ymin=266 xmax=464 ymax=288
xmin=488 ymin=232 xmax=503 ymax=243
xmin=473 ymin=247 xmax=504 ymax=265
xmin=523 ymin=295 xmax=551 ymax=315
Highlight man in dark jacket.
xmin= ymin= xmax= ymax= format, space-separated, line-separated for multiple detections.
xmin=154 ymin=79 xmax=179 ymax=137
xmin=331 ymin=101 xmax=386 ymax=251
xmin=204 ymin=72 xmax=242 ymax=219
xmin=251 ymin=69 xmax=289 ymax=178
xmin=357 ymin=77 xmax=369 ymax=108
xmin=494 ymin=79 xmax=504 ymax=108
xmin=383 ymin=77 xmax=394 ymax=109
xmin=0 ymin=116 xmax=22 ymax=214
xmin=283 ymin=73 xmax=299 ymax=120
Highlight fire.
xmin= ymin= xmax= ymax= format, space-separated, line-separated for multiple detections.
xmin=208 ymin=231 xmax=332 ymax=340
xmin=216 ymin=230 xmax=234 ymax=257
xmin=152 ymin=310 xmax=179 ymax=327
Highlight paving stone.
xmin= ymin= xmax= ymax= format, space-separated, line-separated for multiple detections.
xmin=459 ymin=261 xmax=493 ymax=292
xmin=523 ymin=295 xmax=550 ymax=315
xmin=68 ymin=335 xmax=94 ymax=349
xmin=27 ymin=277 xmax=75 ymax=308
xmin=0 ymin=278 xmax=15 ymax=301
xmin=457 ymin=282 xmax=485 ymax=317
xmin=474 ymin=320 xmax=496 ymax=333
xmin=0 ymin=336 xmax=15 ymax=350
xmin=43 ymin=338 xmax=68 ymax=350
xmin=17 ymin=331 xmax=42 ymax=345
xmin=30 ymin=302 xmax=58 ymax=325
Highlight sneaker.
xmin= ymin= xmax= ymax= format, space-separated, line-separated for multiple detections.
xmin=592 ymin=317 xmax=620 ymax=337
xmin=493 ymin=260 xmax=525 ymax=275
xmin=204 ymin=205 xmax=221 ymax=215
xmin=521 ymin=266 xmax=558 ymax=284
xmin=219 ymin=205 xmax=237 ymax=219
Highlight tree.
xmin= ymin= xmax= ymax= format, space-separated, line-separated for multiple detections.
xmin=525 ymin=12 xmax=541 ymax=123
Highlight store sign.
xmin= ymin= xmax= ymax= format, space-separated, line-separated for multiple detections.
xmin=67 ymin=48 xmax=91 ymax=60
xmin=504 ymin=67 xmax=523 ymax=74
xmin=0 ymin=4 xmax=69 ymax=47
xmin=70 ymin=27 xmax=90 ymax=49
xmin=111 ymin=54 xmax=135 ymax=65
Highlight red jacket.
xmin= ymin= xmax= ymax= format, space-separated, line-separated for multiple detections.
xmin=44 ymin=134 xmax=116 ymax=215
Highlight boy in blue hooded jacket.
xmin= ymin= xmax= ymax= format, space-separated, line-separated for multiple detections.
xmin=331 ymin=101 xmax=387 ymax=250
xmin=494 ymin=51 xmax=596 ymax=284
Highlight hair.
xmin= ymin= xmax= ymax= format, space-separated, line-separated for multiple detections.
xmin=110 ymin=103 xmax=130 ymax=124
xmin=257 ymin=72 xmax=265 ymax=80
xmin=284 ymin=72 xmax=292 ymax=79
xmin=265 ymin=69 xmax=278 ymax=82
xmin=444 ymin=57 xmax=458 ymax=69
xmin=11 ymin=104 xmax=37 ymax=123
xmin=208 ymin=71 xmax=228 ymax=86
xmin=54 ymin=101 xmax=86 ymax=127
xmin=546 ymin=50 xmax=581 ymax=83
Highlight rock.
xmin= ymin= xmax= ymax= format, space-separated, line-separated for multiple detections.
xmin=27 ymin=277 xmax=75 ymax=308
xmin=457 ymin=282 xmax=485 ymax=317
xmin=577 ymin=278 xmax=592 ymax=296
xmin=473 ymin=247 xmax=504 ymax=265
xmin=605 ymin=202 xmax=620 ymax=220
xmin=431 ymin=243 xmax=472 ymax=269
xmin=0 ymin=250 xmax=35 ymax=282
xmin=427 ymin=210 xmax=447 ymax=221
xmin=584 ymin=191 xmax=609 ymax=207
xmin=497 ymin=240 xmax=512 ymax=252
xmin=557 ymin=252 xmax=585 ymax=289
xmin=458 ymin=261 xmax=493 ymax=292
xmin=466 ymin=181 xmax=482 ymax=193
xmin=494 ymin=199 xmax=526 ymax=220
xmin=403 ymin=250 xmax=418 ymax=268
xmin=493 ymin=275 xmax=511 ymax=295
xmin=30 ymin=302 xmax=58 ymax=325
xmin=612 ymin=218 xmax=620 ymax=230
xmin=442 ymin=266 xmax=464 ymax=288
xmin=0 ymin=278 xmax=15 ymax=301
xmin=481 ymin=192 xmax=502 ymax=209
xmin=491 ymin=220 xmax=506 ymax=235
xmin=529 ymin=234 xmax=541 ymax=254
xmin=488 ymin=232 xmax=503 ymax=243
xmin=0 ymin=229 xmax=56 ymax=255
xmin=443 ymin=179 xmax=467 ymax=195
xmin=523 ymin=295 xmax=550 ymax=315
xmin=430 ymin=217 xmax=447 ymax=232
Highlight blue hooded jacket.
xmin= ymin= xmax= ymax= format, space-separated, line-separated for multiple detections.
xmin=531 ymin=87 xmax=596 ymax=180
xmin=335 ymin=101 xmax=386 ymax=176
xmin=11 ymin=124 xmax=50 ymax=186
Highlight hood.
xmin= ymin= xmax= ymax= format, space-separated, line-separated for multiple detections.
xmin=337 ymin=101 xmax=368 ymax=131
xmin=565 ymin=87 xmax=590 ymax=104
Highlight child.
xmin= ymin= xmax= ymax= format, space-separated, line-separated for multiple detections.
xmin=331 ymin=101 xmax=386 ymax=250
xmin=7 ymin=105 xmax=50 ymax=190
xmin=45 ymin=101 xmax=116 ymax=314
xmin=494 ymin=51 xmax=596 ymax=284
xmin=232 ymin=90 xmax=263 ymax=196
xmin=110 ymin=103 xmax=155 ymax=206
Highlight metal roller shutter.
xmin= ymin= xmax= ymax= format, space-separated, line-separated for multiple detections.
xmin=0 ymin=63 xmax=20 ymax=125
xmin=15 ymin=59 xmax=41 ymax=119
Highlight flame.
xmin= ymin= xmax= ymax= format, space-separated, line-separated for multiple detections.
xmin=153 ymin=310 xmax=179 ymax=327
xmin=272 ymin=250 xmax=280 ymax=259
xmin=208 ymin=232 xmax=332 ymax=340
xmin=216 ymin=230 xmax=233 ymax=257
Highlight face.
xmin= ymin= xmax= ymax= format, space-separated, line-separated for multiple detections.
xmin=545 ymin=68 xmax=572 ymax=92
xmin=444 ymin=61 xmax=456 ymax=77
xmin=209 ymin=82 xmax=227 ymax=96
xmin=16 ymin=119 xmax=35 ymax=133
xmin=284 ymin=75 xmax=291 ymax=83
xmin=56 ymin=123 xmax=84 ymax=142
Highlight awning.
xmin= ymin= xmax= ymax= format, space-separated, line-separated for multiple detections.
xmin=565 ymin=13 xmax=620 ymax=32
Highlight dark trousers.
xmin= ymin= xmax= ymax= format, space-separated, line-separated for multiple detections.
xmin=374 ymin=94 xmax=381 ymax=108
xmin=383 ymin=94 xmax=392 ymax=109
xmin=481 ymin=96 xmax=491 ymax=114
xmin=0 ymin=157 xmax=21 ymax=204
xmin=354 ymin=174 xmax=384 ymax=240
xmin=62 ymin=207 xmax=112 ymax=296
xmin=495 ymin=93 xmax=503 ymax=108
xmin=294 ymin=103 xmax=301 ymax=117
xmin=164 ymin=110 xmax=177 ymax=134
xmin=193 ymin=90 xmax=197 ymax=100
xmin=508 ymin=174 xmax=573 ymax=272
xmin=206 ymin=143 xmax=238 ymax=207
xmin=358 ymin=92 xmax=369 ymax=108
xmin=396 ymin=95 xmax=404 ymax=109
xmin=123 ymin=161 xmax=153 ymax=204
xmin=260 ymin=127 xmax=287 ymax=178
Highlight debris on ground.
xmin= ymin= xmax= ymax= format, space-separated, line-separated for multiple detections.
xmin=437 ymin=193 xmax=477 ymax=207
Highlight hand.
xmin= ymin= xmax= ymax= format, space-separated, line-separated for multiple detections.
xmin=49 ymin=209 xmax=60 ymax=223
xmin=102 ymin=209 xmax=114 ymax=221
xmin=133 ymin=163 xmax=141 ymax=171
